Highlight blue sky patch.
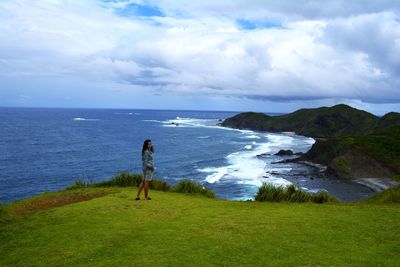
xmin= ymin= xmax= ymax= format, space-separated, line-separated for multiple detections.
xmin=236 ymin=19 xmax=283 ymax=30
xmin=116 ymin=3 xmax=165 ymax=17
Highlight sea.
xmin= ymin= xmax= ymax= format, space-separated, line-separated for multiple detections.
xmin=0 ymin=107 xmax=374 ymax=203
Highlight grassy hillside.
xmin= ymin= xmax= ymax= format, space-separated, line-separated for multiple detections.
xmin=222 ymin=104 xmax=400 ymax=138
xmin=1 ymin=187 xmax=399 ymax=266
xmin=303 ymin=126 xmax=400 ymax=178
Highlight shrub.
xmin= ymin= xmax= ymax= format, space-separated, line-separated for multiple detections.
xmin=255 ymin=183 xmax=287 ymax=202
xmin=150 ymin=179 xmax=171 ymax=191
xmin=285 ymin=184 xmax=313 ymax=202
xmin=173 ymin=179 xmax=215 ymax=198
xmin=255 ymin=183 xmax=337 ymax=203
xmin=312 ymin=191 xmax=339 ymax=203
xmin=66 ymin=179 xmax=88 ymax=190
xmin=93 ymin=172 xmax=142 ymax=187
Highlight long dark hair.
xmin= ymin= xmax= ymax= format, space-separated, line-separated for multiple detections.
xmin=142 ymin=139 xmax=154 ymax=155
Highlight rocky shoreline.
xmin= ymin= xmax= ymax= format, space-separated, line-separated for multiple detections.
xmin=272 ymin=149 xmax=399 ymax=193
xmin=222 ymin=104 xmax=400 ymax=194
xmin=353 ymin=178 xmax=400 ymax=192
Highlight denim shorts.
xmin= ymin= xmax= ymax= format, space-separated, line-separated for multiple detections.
xmin=143 ymin=169 xmax=153 ymax=181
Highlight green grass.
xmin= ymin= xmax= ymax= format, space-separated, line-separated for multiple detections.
xmin=1 ymin=187 xmax=399 ymax=266
xmin=0 ymin=202 xmax=10 ymax=223
xmin=364 ymin=186 xmax=400 ymax=204
xmin=172 ymin=179 xmax=215 ymax=198
xmin=255 ymin=184 xmax=338 ymax=203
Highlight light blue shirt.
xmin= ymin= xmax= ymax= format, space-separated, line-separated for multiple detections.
xmin=142 ymin=150 xmax=154 ymax=171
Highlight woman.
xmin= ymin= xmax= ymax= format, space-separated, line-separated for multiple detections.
xmin=135 ymin=139 xmax=155 ymax=200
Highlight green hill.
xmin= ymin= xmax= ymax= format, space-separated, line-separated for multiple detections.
xmin=222 ymin=104 xmax=399 ymax=138
xmin=301 ymin=126 xmax=400 ymax=178
xmin=1 ymin=187 xmax=399 ymax=266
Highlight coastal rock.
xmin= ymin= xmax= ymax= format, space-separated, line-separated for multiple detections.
xmin=300 ymin=128 xmax=399 ymax=180
xmin=256 ymin=152 xmax=271 ymax=158
xmin=274 ymin=149 xmax=294 ymax=156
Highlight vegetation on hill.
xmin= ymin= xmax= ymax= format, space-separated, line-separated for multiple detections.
xmin=67 ymin=172 xmax=215 ymax=198
xmin=222 ymin=104 xmax=400 ymax=138
xmin=255 ymin=183 xmax=338 ymax=203
xmin=364 ymin=186 xmax=400 ymax=204
xmin=1 ymin=186 xmax=399 ymax=266
xmin=302 ymin=126 xmax=400 ymax=178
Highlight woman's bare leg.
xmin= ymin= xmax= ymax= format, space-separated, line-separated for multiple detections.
xmin=136 ymin=181 xmax=144 ymax=198
xmin=144 ymin=181 xmax=149 ymax=199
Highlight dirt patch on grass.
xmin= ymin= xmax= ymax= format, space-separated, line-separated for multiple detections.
xmin=12 ymin=191 xmax=112 ymax=216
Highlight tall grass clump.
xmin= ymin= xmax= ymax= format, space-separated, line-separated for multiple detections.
xmin=66 ymin=179 xmax=88 ymax=190
xmin=173 ymin=179 xmax=215 ymax=198
xmin=312 ymin=191 xmax=339 ymax=203
xmin=150 ymin=179 xmax=171 ymax=191
xmin=93 ymin=172 xmax=142 ymax=187
xmin=365 ymin=186 xmax=400 ymax=204
xmin=255 ymin=183 xmax=337 ymax=203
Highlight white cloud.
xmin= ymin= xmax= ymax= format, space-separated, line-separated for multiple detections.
xmin=0 ymin=0 xmax=399 ymax=108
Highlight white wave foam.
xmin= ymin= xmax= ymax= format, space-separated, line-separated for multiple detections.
xmin=200 ymin=167 xmax=229 ymax=183
xmin=243 ymin=135 xmax=261 ymax=139
xmin=197 ymin=132 xmax=311 ymax=189
xmin=260 ymin=177 xmax=293 ymax=187
xmin=199 ymin=140 xmax=276 ymax=186
xmin=305 ymin=138 xmax=316 ymax=145
xmin=73 ymin=118 xmax=99 ymax=121
xmin=265 ymin=133 xmax=293 ymax=145
xmin=162 ymin=117 xmax=219 ymax=128
xmin=198 ymin=136 xmax=210 ymax=139
xmin=226 ymin=152 xmax=239 ymax=158
xmin=158 ymin=117 xmax=257 ymax=135
xmin=142 ymin=119 xmax=162 ymax=123
xmin=114 ymin=112 xmax=139 ymax=116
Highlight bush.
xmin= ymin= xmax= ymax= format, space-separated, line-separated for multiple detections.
xmin=66 ymin=179 xmax=88 ymax=190
xmin=312 ymin=191 xmax=338 ymax=203
xmin=255 ymin=183 xmax=287 ymax=202
xmin=150 ymin=179 xmax=171 ymax=191
xmin=255 ymin=183 xmax=337 ymax=203
xmin=173 ymin=179 xmax=215 ymax=198
xmin=93 ymin=172 xmax=142 ymax=187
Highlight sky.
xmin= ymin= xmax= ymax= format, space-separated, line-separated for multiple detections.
xmin=0 ymin=0 xmax=400 ymax=114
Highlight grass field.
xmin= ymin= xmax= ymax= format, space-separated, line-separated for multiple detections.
xmin=1 ymin=187 xmax=399 ymax=266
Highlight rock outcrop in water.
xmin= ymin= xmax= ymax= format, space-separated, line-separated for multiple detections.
xmin=274 ymin=149 xmax=294 ymax=156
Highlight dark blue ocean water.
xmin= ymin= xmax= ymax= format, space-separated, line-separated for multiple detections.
xmin=0 ymin=107 xmax=373 ymax=203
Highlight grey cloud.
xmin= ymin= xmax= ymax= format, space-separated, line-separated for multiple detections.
xmin=321 ymin=12 xmax=400 ymax=74
xmin=148 ymin=0 xmax=400 ymax=20
xmin=1 ymin=0 xmax=400 ymax=106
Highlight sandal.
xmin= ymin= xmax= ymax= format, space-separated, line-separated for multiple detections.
xmin=146 ymin=197 xmax=152 ymax=200
xmin=135 ymin=197 xmax=140 ymax=200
